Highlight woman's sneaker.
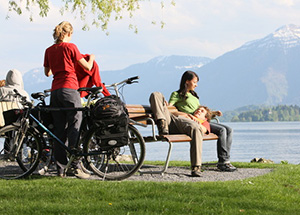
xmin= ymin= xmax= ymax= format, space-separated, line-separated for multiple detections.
xmin=217 ymin=163 xmax=237 ymax=172
xmin=74 ymin=168 xmax=90 ymax=179
xmin=191 ymin=166 xmax=201 ymax=177
xmin=66 ymin=167 xmax=90 ymax=179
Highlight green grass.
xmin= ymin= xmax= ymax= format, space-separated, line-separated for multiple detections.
xmin=0 ymin=162 xmax=300 ymax=215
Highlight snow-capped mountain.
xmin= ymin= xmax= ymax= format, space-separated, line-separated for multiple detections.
xmin=23 ymin=55 xmax=212 ymax=105
xmin=99 ymin=55 xmax=213 ymax=105
xmin=240 ymin=24 xmax=300 ymax=51
xmin=23 ymin=68 xmax=52 ymax=94
xmin=196 ymin=24 xmax=300 ymax=110
xmin=146 ymin=55 xmax=211 ymax=70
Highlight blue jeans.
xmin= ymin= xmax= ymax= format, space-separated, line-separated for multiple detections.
xmin=210 ymin=122 xmax=233 ymax=163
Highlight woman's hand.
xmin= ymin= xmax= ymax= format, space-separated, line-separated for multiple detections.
xmin=174 ymin=112 xmax=199 ymax=123
xmin=173 ymin=111 xmax=207 ymax=134
xmin=187 ymin=114 xmax=198 ymax=122
xmin=78 ymin=54 xmax=95 ymax=71
xmin=216 ymin=111 xmax=223 ymax=116
xmin=89 ymin=54 xmax=95 ymax=62
xmin=44 ymin=67 xmax=52 ymax=77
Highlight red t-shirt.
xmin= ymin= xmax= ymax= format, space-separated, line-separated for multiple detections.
xmin=195 ymin=118 xmax=211 ymax=134
xmin=202 ymin=120 xmax=211 ymax=134
xmin=44 ymin=42 xmax=83 ymax=91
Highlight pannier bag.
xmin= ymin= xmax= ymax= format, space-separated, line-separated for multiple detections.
xmin=91 ymin=95 xmax=129 ymax=149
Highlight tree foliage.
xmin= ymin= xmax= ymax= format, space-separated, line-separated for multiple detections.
xmin=231 ymin=105 xmax=300 ymax=122
xmin=7 ymin=0 xmax=175 ymax=32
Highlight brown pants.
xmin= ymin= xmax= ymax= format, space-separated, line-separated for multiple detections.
xmin=149 ymin=92 xmax=204 ymax=167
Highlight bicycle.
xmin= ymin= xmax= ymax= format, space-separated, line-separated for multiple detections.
xmin=30 ymin=90 xmax=55 ymax=175
xmin=82 ymin=76 xmax=148 ymax=180
xmin=0 ymin=76 xmax=145 ymax=180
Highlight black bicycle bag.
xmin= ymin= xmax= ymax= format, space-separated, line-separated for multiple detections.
xmin=91 ymin=95 xmax=129 ymax=149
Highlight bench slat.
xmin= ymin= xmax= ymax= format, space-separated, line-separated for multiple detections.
xmin=163 ymin=134 xmax=191 ymax=142
xmin=204 ymin=133 xmax=218 ymax=141
xmin=126 ymin=104 xmax=177 ymax=115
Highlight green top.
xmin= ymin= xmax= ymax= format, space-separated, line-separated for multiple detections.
xmin=168 ymin=91 xmax=200 ymax=114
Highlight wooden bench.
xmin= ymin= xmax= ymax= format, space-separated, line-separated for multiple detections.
xmin=0 ymin=101 xmax=20 ymax=127
xmin=126 ymin=104 xmax=219 ymax=175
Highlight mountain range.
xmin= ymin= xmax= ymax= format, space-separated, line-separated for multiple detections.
xmin=23 ymin=24 xmax=300 ymax=112
xmin=196 ymin=24 xmax=300 ymax=110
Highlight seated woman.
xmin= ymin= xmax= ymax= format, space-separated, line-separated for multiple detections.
xmin=0 ymin=69 xmax=30 ymax=103
xmin=150 ymin=92 xmax=207 ymax=177
xmin=169 ymin=70 xmax=237 ymax=172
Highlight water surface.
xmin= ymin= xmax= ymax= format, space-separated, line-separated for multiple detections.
xmin=138 ymin=121 xmax=300 ymax=164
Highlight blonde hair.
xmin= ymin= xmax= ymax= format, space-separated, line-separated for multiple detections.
xmin=53 ymin=21 xmax=73 ymax=44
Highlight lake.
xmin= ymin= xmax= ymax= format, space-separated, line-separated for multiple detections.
xmin=138 ymin=121 xmax=300 ymax=164
xmin=1 ymin=121 xmax=299 ymax=164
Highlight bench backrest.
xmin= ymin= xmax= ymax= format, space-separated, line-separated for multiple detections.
xmin=126 ymin=104 xmax=177 ymax=119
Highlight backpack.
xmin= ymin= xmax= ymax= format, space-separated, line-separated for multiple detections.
xmin=91 ymin=95 xmax=129 ymax=149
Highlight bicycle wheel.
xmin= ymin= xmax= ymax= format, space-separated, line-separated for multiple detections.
xmin=84 ymin=124 xmax=145 ymax=180
xmin=0 ymin=125 xmax=42 ymax=179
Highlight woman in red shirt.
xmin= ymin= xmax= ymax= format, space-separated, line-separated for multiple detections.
xmin=44 ymin=21 xmax=94 ymax=179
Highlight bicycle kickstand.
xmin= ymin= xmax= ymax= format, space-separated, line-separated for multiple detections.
xmin=63 ymin=154 xmax=76 ymax=176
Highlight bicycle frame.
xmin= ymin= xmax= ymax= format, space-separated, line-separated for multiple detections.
xmin=29 ymin=107 xmax=100 ymax=157
xmin=17 ymin=77 xmax=140 ymax=156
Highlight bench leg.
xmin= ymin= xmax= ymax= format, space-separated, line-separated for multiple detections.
xmin=202 ymin=162 xmax=218 ymax=166
xmin=139 ymin=141 xmax=173 ymax=176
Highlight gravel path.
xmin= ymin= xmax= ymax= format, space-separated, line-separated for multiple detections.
xmin=82 ymin=165 xmax=273 ymax=182
xmin=0 ymin=163 xmax=272 ymax=181
xmin=123 ymin=165 xmax=273 ymax=182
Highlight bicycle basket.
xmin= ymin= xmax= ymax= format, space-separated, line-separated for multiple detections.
xmin=3 ymin=109 xmax=23 ymax=126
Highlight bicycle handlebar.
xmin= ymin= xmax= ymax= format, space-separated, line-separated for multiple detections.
xmin=126 ymin=76 xmax=139 ymax=84
xmin=103 ymin=76 xmax=139 ymax=98
xmin=106 ymin=76 xmax=139 ymax=88
xmin=13 ymin=89 xmax=33 ymax=107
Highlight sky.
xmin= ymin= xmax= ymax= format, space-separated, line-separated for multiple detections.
xmin=1 ymin=0 xmax=300 ymax=78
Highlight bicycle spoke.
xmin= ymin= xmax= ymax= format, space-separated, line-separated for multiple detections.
xmin=0 ymin=125 xmax=42 ymax=179
xmin=84 ymin=124 xmax=145 ymax=180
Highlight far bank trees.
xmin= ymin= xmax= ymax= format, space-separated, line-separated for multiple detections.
xmin=231 ymin=105 xmax=300 ymax=122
